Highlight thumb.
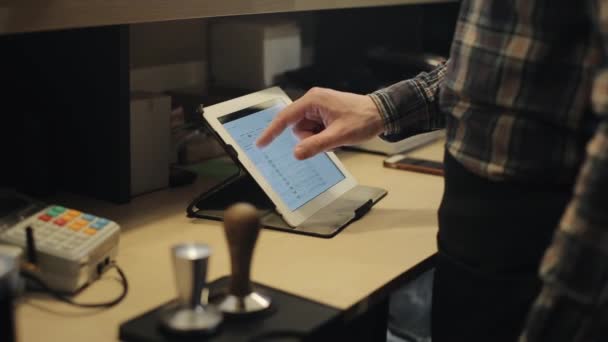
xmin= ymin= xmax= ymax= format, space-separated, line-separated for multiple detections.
xmin=294 ymin=125 xmax=343 ymax=160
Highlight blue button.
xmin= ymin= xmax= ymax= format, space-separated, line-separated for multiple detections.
xmin=82 ymin=214 xmax=95 ymax=221
xmin=96 ymin=218 xmax=109 ymax=226
xmin=91 ymin=220 xmax=109 ymax=230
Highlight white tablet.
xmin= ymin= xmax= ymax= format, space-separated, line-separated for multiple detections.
xmin=203 ymin=87 xmax=358 ymax=227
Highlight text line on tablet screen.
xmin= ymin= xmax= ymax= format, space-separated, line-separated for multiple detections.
xmin=220 ymin=99 xmax=345 ymax=211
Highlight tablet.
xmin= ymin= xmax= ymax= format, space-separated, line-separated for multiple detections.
xmin=203 ymin=87 xmax=358 ymax=227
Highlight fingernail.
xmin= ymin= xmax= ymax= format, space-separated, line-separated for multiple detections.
xmin=294 ymin=146 xmax=304 ymax=159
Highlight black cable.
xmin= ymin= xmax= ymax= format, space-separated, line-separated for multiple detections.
xmin=21 ymin=262 xmax=128 ymax=308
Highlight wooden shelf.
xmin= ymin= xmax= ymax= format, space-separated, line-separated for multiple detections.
xmin=0 ymin=0 xmax=455 ymax=35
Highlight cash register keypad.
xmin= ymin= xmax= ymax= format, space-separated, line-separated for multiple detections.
xmin=2 ymin=205 xmax=116 ymax=257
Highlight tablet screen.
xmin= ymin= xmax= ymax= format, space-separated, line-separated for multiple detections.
xmin=220 ymin=99 xmax=345 ymax=211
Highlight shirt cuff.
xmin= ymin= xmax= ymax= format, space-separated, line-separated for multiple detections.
xmin=369 ymin=79 xmax=427 ymax=142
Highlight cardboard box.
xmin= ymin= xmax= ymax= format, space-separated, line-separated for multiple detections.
xmin=210 ymin=18 xmax=301 ymax=89
xmin=130 ymin=92 xmax=171 ymax=196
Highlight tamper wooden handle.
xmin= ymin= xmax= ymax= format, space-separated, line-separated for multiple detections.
xmin=224 ymin=203 xmax=260 ymax=297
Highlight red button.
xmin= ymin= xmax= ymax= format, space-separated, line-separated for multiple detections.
xmin=38 ymin=214 xmax=51 ymax=222
xmin=54 ymin=218 xmax=67 ymax=226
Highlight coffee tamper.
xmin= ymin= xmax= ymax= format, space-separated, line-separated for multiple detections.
xmin=211 ymin=203 xmax=271 ymax=315
xmin=160 ymin=243 xmax=223 ymax=334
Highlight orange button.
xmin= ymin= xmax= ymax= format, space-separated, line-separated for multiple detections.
xmin=67 ymin=210 xmax=81 ymax=216
xmin=84 ymin=228 xmax=97 ymax=236
xmin=62 ymin=214 xmax=75 ymax=221
xmin=75 ymin=219 xmax=88 ymax=226
xmin=69 ymin=223 xmax=83 ymax=231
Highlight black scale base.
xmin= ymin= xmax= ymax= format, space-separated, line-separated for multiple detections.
xmin=119 ymin=277 xmax=341 ymax=342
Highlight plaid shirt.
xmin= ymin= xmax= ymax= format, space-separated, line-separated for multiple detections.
xmin=370 ymin=0 xmax=608 ymax=340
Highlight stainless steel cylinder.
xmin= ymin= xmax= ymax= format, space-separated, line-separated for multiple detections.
xmin=161 ymin=243 xmax=222 ymax=334
xmin=171 ymin=243 xmax=211 ymax=308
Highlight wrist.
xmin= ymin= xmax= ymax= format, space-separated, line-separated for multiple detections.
xmin=367 ymin=93 xmax=389 ymax=136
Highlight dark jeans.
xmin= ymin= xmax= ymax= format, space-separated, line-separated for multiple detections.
xmin=432 ymin=151 xmax=573 ymax=342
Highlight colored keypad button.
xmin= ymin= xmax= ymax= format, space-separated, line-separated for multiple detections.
xmin=67 ymin=209 xmax=81 ymax=216
xmin=84 ymin=228 xmax=97 ymax=236
xmin=52 ymin=206 xmax=66 ymax=213
xmin=69 ymin=223 xmax=84 ymax=231
xmin=62 ymin=214 xmax=75 ymax=221
xmin=91 ymin=219 xmax=109 ymax=230
xmin=38 ymin=214 xmax=52 ymax=222
xmin=54 ymin=218 xmax=67 ymax=226
xmin=74 ymin=219 xmax=88 ymax=226
xmin=46 ymin=209 xmax=60 ymax=217
xmin=81 ymin=214 xmax=95 ymax=221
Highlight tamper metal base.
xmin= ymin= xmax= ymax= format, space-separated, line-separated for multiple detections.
xmin=160 ymin=303 xmax=222 ymax=334
xmin=214 ymin=291 xmax=271 ymax=315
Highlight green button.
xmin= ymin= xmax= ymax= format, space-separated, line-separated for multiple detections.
xmin=46 ymin=209 xmax=59 ymax=217
xmin=52 ymin=206 xmax=66 ymax=213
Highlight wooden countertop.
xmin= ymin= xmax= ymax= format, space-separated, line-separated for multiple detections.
xmin=15 ymin=140 xmax=444 ymax=341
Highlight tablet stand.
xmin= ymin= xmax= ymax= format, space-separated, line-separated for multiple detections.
xmin=186 ymin=106 xmax=387 ymax=238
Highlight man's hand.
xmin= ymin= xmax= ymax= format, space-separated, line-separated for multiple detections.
xmin=256 ymin=87 xmax=384 ymax=160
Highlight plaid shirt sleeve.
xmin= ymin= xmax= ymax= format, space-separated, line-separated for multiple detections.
xmin=368 ymin=62 xmax=448 ymax=142
xmin=520 ymin=2 xmax=608 ymax=341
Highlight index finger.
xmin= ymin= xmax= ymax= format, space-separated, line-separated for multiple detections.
xmin=256 ymin=96 xmax=311 ymax=147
